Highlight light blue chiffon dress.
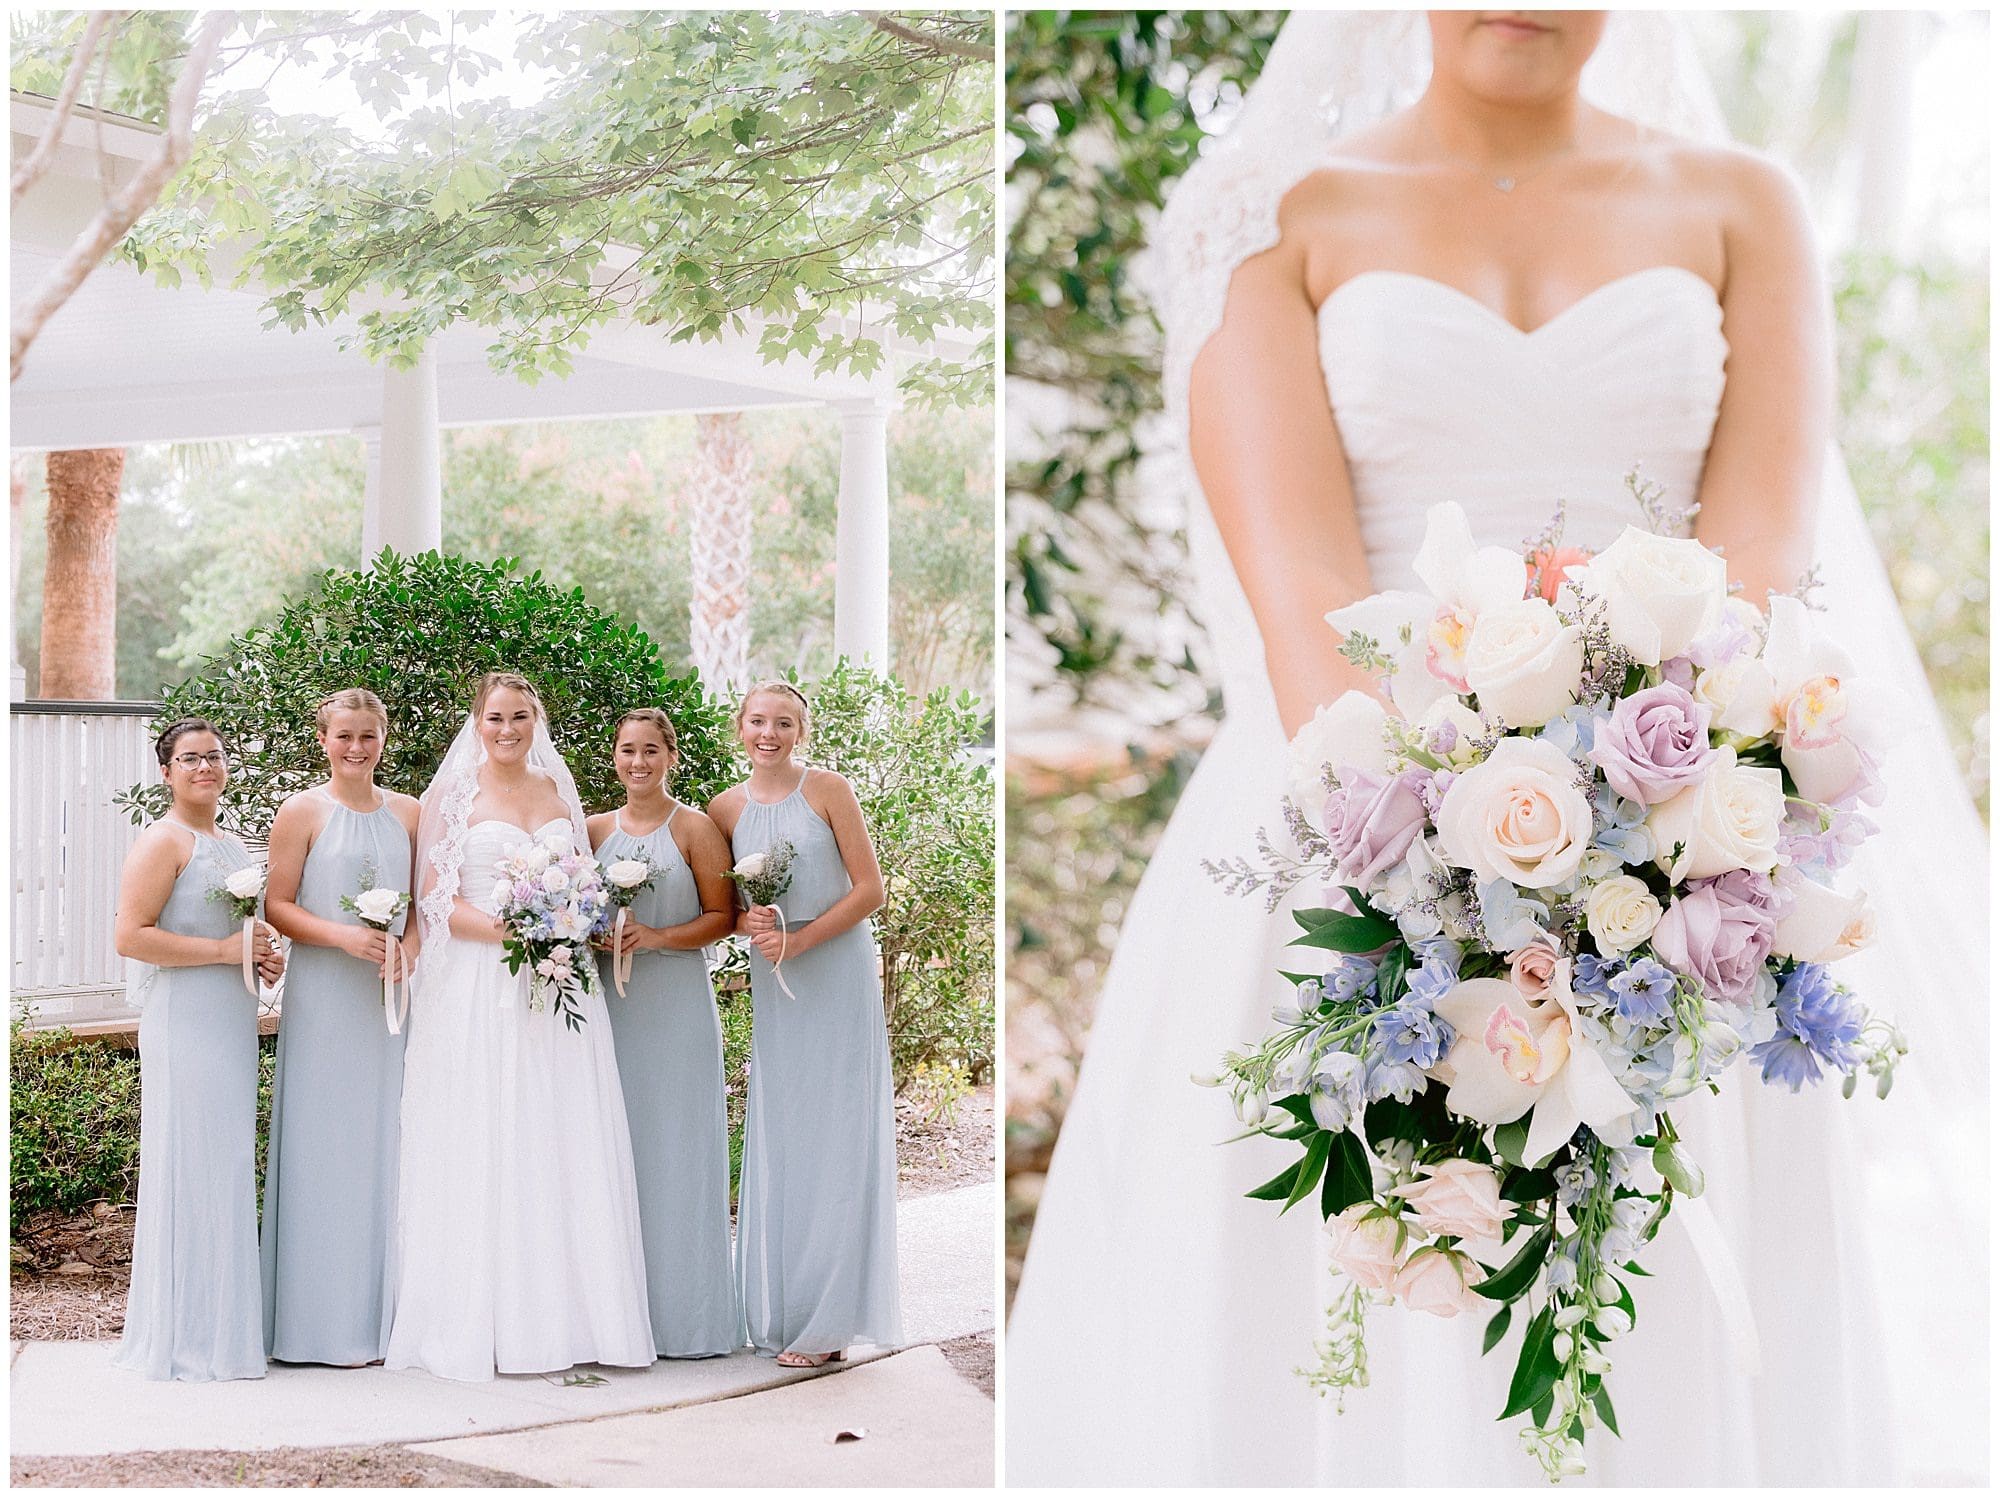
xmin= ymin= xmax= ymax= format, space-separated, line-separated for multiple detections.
xmin=730 ymin=770 xmax=902 ymax=1357
xmin=597 ymin=807 xmax=741 ymax=1357
xmin=261 ymin=794 xmax=410 ymax=1364
xmin=113 ymin=826 xmax=267 ymax=1382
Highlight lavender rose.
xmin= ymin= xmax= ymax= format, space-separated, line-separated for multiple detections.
xmin=1651 ymin=869 xmax=1783 ymax=1003
xmin=1324 ymin=769 xmax=1431 ymax=887
xmin=1590 ymin=683 xmax=1720 ymax=806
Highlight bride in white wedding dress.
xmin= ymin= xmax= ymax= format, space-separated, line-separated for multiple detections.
xmin=1006 ymin=11 xmax=1988 ymax=1486
xmin=387 ymin=672 xmax=655 ymax=1381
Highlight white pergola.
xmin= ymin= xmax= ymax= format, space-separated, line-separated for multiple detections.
xmin=10 ymin=92 xmax=974 ymax=687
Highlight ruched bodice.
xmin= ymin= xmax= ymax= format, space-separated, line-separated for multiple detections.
xmin=1187 ymin=264 xmax=1728 ymax=721
xmin=460 ymin=818 xmax=573 ymax=915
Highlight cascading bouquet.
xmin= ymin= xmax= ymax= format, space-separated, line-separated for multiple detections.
xmin=1203 ymin=491 xmax=1907 ymax=1480
xmin=490 ymin=830 xmax=613 ymax=1032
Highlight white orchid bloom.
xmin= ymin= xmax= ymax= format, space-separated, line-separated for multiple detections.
xmin=1326 ymin=502 xmax=1528 ymax=719
xmin=1432 ymin=977 xmax=1642 ymax=1166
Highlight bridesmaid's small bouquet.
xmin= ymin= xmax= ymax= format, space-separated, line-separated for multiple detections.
xmin=491 ymin=834 xmax=613 ymax=1032
xmin=1205 ymin=489 xmax=1908 ymax=1481
xmin=600 ymin=855 xmax=663 ymax=997
xmin=341 ymin=877 xmax=413 ymax=1034
xmin=210 ymin=862 xmax=267 ymax=996
xmin=728 ymin=842 xmax=799 ymax=999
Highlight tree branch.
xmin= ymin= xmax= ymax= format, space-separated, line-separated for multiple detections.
xmin=11 ymin=11 xmax=231 ymax=381
xmin=861 ymin=12 xmax=994 ymax=64
xmin=10 ymin=11 xmax=116 ymax=207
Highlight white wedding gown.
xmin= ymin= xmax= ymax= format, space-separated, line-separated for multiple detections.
xmin=1006 ymin=267 xmax=1987 ymax=1484
xmin=386 ymin=817 xmax=656 ymax=1382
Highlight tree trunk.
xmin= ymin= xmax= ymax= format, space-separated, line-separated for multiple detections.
xmin=39 ymin=448 xmax=122 ymax=700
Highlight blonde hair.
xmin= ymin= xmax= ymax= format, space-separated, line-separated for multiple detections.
xmin=734 ymin=680 xmax=811 ymax=745
xmin=613 ymin=707 xmax=679 ymax=759
xmin=315 ymin=688 xmax=389 ymax=734
xmin=473 ymin=671 xmax=545 ymax=721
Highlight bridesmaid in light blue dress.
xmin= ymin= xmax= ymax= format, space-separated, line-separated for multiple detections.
xmin=260 ymin=689 xmax=421 ymax=1365
xmin=112 ymin=719 xmax=286 ymax=1381
xmin=587 ymin=708 xmax=740 ymax=1358
xmin=709 ymin=681 xmax=902 ymax=1367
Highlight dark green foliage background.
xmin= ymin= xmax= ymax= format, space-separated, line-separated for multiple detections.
xmin=117 ymin=550 xmax=737 ymax=837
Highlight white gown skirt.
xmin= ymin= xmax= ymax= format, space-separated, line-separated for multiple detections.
xmin=386 ymin=933 xmax=655 ymax=1382
xmin=1004 ymin=689 xmax=1952 ymax=1486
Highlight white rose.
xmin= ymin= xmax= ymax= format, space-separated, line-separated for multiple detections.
xmin=1287 ymin=692 xmax=1391 ymax=816
xmin=1463 ymin=598 xmax=1584 ymax=729
xmin=490 ymin=879 xmax=513 ymax=908
xmin=354 ymin=887 xmax=403 ymax=924
xmin=522 ymin=844 xmax=552 ymax=873
xmin=223 ymin=865 xmax=266 ymax=900
xmin=1646 ymin=748 xmax=1786 ymax=881
xmin=1772 ymin=877 xmax=1874 ymax=963
xmin=540 ymin=866 xmax=571 ymax=895
xmin=605 ymin=859 xmax=651 ymax=890
xmin=1567 ymin=526 xmax=1727 ymax=667
xmin=1584 ymin=875 xmax=1663 ymax=955
xmin=1434 ymin=737 xmax=1594 ymax=890
xmin=1692 ymin=655 xmax=1778 ymax=737
xmin=733 ymin=852 xmax=769 ymax=880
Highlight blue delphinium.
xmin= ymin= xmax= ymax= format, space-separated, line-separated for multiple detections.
xmin=1308 ymin=1051 xmax=1369 ymax=1132
xmin=1371 ymin=1004 xmax=1454 ymax=1068
xmin=1607 ymin=958 xmax=1678 ymax=1025
xmin=1570 ymin=951 xmax=1623 ymax=1011
xmin=1322 ymin=953 xmax=1379 ymax=1008
xmin=1364 ymin=1054 xmax=1426 ymax=1104
xmin=1591 ymin=784 xmax=1655 ymax=866
xmin=1749 ymin=963 xmax=1865 ymax=1092
xmin=1553 ymin=1154 xmax=1596 ymax=1209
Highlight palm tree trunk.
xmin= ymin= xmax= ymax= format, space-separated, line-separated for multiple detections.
xmin=39 ymin=448 xmax=122 ymax=700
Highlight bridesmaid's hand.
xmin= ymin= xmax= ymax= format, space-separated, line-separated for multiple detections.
xmin=383 ymin=941 xmax=413 ymax=983
xmin=340 ymin=926 xmax=391 ymax=969
xmin=742 ymin=903 xmax=778 ymax=935
xmin=253 ymin=921 xmax=286 ymax=984
xmin=617 ymin=921 xmax=651 ymax=957
xmin=750 ymin=927 xmax=805 ymax=963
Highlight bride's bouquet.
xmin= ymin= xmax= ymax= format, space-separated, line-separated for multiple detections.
xmin=491 ymin=831 xmax=613 ymax=1032
xmin=1205 ymin=493 xmax=1907 ymax=1480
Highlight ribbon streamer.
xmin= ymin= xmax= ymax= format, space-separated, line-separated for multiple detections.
xmin=1675 ymin=1193 xmax=1763 ymax=1376
xmin=381 ymin=935 xmax=409 ymax=1035
xmin=613 ymin=908 xmax=632 ymax=997
xmin=768 ymin=907 xmax=800 ymax=1002
xmin=240 ymin=917 xmax=258 ymax=996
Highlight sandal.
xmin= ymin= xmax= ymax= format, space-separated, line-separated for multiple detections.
xmin=775 ymin=1348 xmax=847 ymax=1368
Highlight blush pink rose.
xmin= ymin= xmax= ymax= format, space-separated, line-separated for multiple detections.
xmin=1652 ymin=869 xmax=1783 ymax=1003
xmin=1324 ymin=1206 xmax=1406 ymax=1292
xmin=1389 ymin=1159 xmax=1516 ymax=1244
xmin=1506 ymin=934 xmax=1563 ymax=1002
xmin=1393 ymin=1247 xmax=1487 ymax=1318
xmin=1324 ymin=769 xmax=1431 ymax=888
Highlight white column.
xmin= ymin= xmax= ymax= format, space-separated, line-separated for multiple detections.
xmin=1849 ymin=11 xmax=1916 ymax=256
xmin=832 ymin=396 xmax=891 ymax=668
xmin=359 ymin=349 xmax=443 ymax=566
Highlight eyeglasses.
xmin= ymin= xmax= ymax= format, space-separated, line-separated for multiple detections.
xmin=170 ymin=751 xmax=228 ymax=770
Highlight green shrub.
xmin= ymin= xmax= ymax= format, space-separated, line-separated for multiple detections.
xmin=795 ymin=662 xmax=996 ymax=1085
xmin=9 ymin=1025 xmax=142 ymax=1231
xmin=115 ymin=550 xmax=736 ymax=837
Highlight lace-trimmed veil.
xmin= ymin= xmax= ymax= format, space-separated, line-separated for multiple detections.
xmin=1146 ymin=8 xmax=1986 ymax=1100
xmin=414 ymin=711 xmax=590 ymax=949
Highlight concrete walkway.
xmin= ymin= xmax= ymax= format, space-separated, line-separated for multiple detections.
xmin=11 ymin=1182 xmax=993 ymax=1477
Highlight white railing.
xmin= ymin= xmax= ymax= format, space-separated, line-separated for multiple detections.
xmin=11 ymin=702 xmax=157 ymax=1028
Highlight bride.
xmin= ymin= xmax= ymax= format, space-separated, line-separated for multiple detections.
xmin=386 ymin=671 xmax=655 ymax=1381
xmin=1006 ymin=11 xmax=1987 ymax=1486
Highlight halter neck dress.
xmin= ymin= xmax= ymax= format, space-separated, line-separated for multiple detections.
xmin=729 ymin=769 xmax=902 ymax=1357
xmin=597 ymin=805 xmax=741 ymax=1357
xmin=260 ymin=789 xmax=410 ymax=1364
xmin=113 ymin=824 xmax=267 ymax=1382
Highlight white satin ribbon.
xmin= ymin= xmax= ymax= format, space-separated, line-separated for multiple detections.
xmin=613 ymin=908 xmax=632 ymax=997
xmin=381 ymin=935 xmax=409 ymax=1036
xmin=240 ymin=917 xmax=258 ymax=996
xmin=769 ymin=908 xmax=800 ymax=1002
xmin=1675 ymin=1193 xmax=1763 ymax=1376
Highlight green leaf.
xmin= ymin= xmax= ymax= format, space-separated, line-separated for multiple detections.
xmin=1492 ymin=1118 xmax=1531 ymax=1168
xmin=1481 ymin=1303 xmax=1512 ymax=1356
xmin=1500 ymin=1166 xmax=1558 ymax=1203
xmin=1473 ymin=1220 xmax=1554 ymax=1304
xmin=1590 ymin=1380 xmax=1621 ymax=1437
xmin=1246 ymin=1158 xmax=1300 ymax=1203
xmin=1290 ymin=906 xmax=1400 ymax=953
xmin=1282 ymin=1132 xmax=1333 ymax=1213
xmin=1652 ymin=1138 xmax=1706 ymax=1197
xmin=1499 ymin=1307 xmax=1560 ymax=1420
xmin=1320 ymin=1130 xmax=1374 ymax=1218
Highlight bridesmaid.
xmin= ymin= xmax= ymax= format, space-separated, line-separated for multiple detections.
xmin=260 ymin=689 xmax=420 ymax=1366
xmin=587 ymin=708 xmax=740 ymax=1358
xmin=708 ymin=681 xmax=902 ymax=1367
xmin=112 ymin=719 xmax=285 ymax=1381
